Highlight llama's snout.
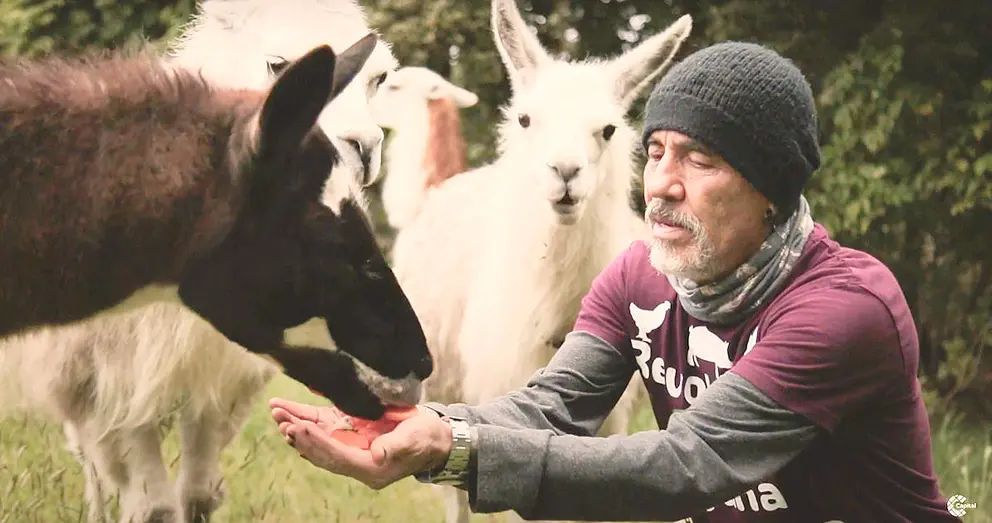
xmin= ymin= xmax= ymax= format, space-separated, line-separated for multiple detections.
xmin=335 ymin=130 xmax=384 ymax=187
xmin=543 ymin=162 xmax=588 ymax=223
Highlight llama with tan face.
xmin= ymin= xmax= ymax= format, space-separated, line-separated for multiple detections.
xmin=370 ymin=66 xmax=479 ymax=229
xmin=390 ymin=1 xmax=691 ymax=522
xmin=0 ymin=2 xmax=424 ymax=522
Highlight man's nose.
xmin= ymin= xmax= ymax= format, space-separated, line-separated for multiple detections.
xmin=643 ymin=155 xmax=685 ymax=202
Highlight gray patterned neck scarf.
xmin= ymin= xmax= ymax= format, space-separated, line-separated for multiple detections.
xmin=667 ymin=196 xmax=814 ymax=325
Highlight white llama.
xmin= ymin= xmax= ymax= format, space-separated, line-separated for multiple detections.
xmin=390 ymin=1 xmax=692 ymax=522
xmin=0 ymin=1 xmax=403 ymax=522
xmin=370 ymin=66 xmax=479 ymax=229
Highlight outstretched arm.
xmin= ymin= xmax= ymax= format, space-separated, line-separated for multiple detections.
xmin=427 ymin=331 xmax=822 ymax=522
xmin=423 ymin=330 xmax=636 ymax=437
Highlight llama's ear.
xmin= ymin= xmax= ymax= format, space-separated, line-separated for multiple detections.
xmin=256 ymin=45 xmax=337 ymax=156
xmin=430 ymin=80 xmax=479 ymax=108
xmin=608 ymin=14 xmax=693 ymax=108
xmin=491 ymin=0 xmax=551 ymax=90
xmin=331 ymin=33 xmax=378 ymax=100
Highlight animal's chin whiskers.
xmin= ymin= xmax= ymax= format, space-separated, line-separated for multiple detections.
xmin=349 ymin=354 xmax=425 ymax=406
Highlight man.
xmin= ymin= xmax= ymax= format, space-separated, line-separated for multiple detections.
xmin=270 ymin=41 xmax=959 ymax=522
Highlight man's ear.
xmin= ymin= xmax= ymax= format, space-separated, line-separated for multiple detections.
xmin=255 ymin=44 xmax=338 ymax=157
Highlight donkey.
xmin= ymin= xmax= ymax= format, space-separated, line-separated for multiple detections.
xmin=0 ymin=36 xmax=433 ymax=420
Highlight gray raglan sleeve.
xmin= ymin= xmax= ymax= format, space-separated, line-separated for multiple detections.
xmin=424 ymin=330 xmax=824 ymax=522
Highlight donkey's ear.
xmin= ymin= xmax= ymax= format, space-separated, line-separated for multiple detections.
xmin=330 ymin=33 xmax=378 ymax=100
xmin=491 ymin=0 xmax=551 ymax=90
xmin=608 ymin=14 xmax=693 ymax=108
xmin=256 ymin=44 xmax=337 ymax=156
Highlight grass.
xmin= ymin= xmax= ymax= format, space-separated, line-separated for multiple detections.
xmin=1 ymin=374 xmax=989 ymax=522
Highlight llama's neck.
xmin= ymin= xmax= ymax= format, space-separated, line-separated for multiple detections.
xmin=382 ymin=98 xmax=469 ymax=229
xmin=384 ymin=124 xmax=430 ymax=187
xmin=381 ymin=123 xmax=430 ymax=229
xmin=485 ymin=145 xmax=642 ymax=361
xmin=422 ymin=98 xmax=468 ymax=188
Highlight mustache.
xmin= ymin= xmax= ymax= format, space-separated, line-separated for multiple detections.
xmin=644 ymin=199 xmax=703 ymax=236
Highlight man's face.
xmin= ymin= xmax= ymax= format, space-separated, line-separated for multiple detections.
xmin=642 ymin=130 xmax=771 ymax=283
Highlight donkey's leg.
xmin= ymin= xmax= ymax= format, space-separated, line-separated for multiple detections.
xmin=115 ymin=423 xmax=180 ymax=523
xmin=64 ymin=421 xmax=114 ymax=523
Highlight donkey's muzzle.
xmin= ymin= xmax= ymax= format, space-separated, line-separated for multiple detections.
xmin=412 ymin=353 xmax=434 ymax=380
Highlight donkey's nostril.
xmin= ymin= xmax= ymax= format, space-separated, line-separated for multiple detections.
xmin=415 ymin=354 xmax=434 ymax=379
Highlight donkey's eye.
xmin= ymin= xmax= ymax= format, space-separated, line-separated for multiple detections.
xmin=266 ymin=57 xmax=289 ymax=76
xmin=602 ymin=124 xmax=617 ymax=141
xmin=518 ymin=114 xmax=531 ymax=128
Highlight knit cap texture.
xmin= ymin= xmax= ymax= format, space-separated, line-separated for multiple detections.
xmin=641 ymin=41 xmax=821 ymax=212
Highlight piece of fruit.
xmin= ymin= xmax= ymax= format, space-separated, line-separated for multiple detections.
xmin=329 ymin=428 xmax=371 ymax=449
xmin=327 ymin=405 xmax=420 ymax=449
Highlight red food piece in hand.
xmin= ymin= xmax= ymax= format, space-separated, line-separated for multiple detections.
xmin=329 ymin=428 xmax=370 ymax=449
xmin=329 ymin=405 xmax=420 ymax=449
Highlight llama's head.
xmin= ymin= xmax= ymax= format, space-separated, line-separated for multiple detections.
xmin=168 ymin=0 xmax=397 ymax=204
xmin=491 ymin=0 xmax=692 ymax=225
xmin=177 ymin=39 xmax=432 ymax=418
xmin=370 ymin=66 xmax=479 ymax=130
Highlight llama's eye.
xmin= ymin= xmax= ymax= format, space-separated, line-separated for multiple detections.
xmin=602 ymin=124 xmax=616 ymax=140
xmin=376 ymin=72 xmax=388 ymax=86
xmin=266 ymin=57 xmax=289 ymax=76
xmin=518 ymin=114 xmax=531 ymax=128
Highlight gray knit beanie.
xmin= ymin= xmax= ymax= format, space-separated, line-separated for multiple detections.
xmin=641 ymin=41 xmax=821 ymax=214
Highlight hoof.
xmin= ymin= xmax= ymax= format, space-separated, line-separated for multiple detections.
xmin=144 ymin=507 xmax=178 ymax=523
xmin=184 ymin=496 xmax=220 ymax=523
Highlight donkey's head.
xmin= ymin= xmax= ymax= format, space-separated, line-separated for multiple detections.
xmin=168 ymin=0 xmax=397 ymax=202
xmin=177 ymin=37 xmax=432 ymax=419
xmin=491 ymin=0 xmax=692 ymax=225
xmin=370 ymin=66 xmax=479 ymax=130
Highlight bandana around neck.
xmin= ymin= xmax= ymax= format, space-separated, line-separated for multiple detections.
xmin=667 ymin=196 xmax=815 ymax=326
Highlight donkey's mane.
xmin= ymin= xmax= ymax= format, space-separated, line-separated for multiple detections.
xmin=423 ymin=97 xmax=468 ymax=189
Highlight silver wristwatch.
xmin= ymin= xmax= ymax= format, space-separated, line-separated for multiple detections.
xmin=423 ymin=416 xmax=473 ymax=487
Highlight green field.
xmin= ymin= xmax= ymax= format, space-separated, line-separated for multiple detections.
xmin=1 ymin=374 xmax=988 ymax=522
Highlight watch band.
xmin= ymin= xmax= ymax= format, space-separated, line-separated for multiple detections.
xmin=415 ymin=415 xmax=473 ymax=487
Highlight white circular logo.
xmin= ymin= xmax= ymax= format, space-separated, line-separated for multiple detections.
xmin=947 ymin=494 xmax=976 ymax=517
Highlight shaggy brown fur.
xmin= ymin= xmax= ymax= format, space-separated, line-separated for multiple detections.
xmin=0 ymin=40 xmax=433 ymax=419
xmin=422 ymin=97 xmax=468 ymax=189
xmin=0 ymin=51 xmax=257 ymax=336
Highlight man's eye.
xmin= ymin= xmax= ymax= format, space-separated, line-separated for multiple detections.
xmin=687 ymin=153 xmax=712 ymax=168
